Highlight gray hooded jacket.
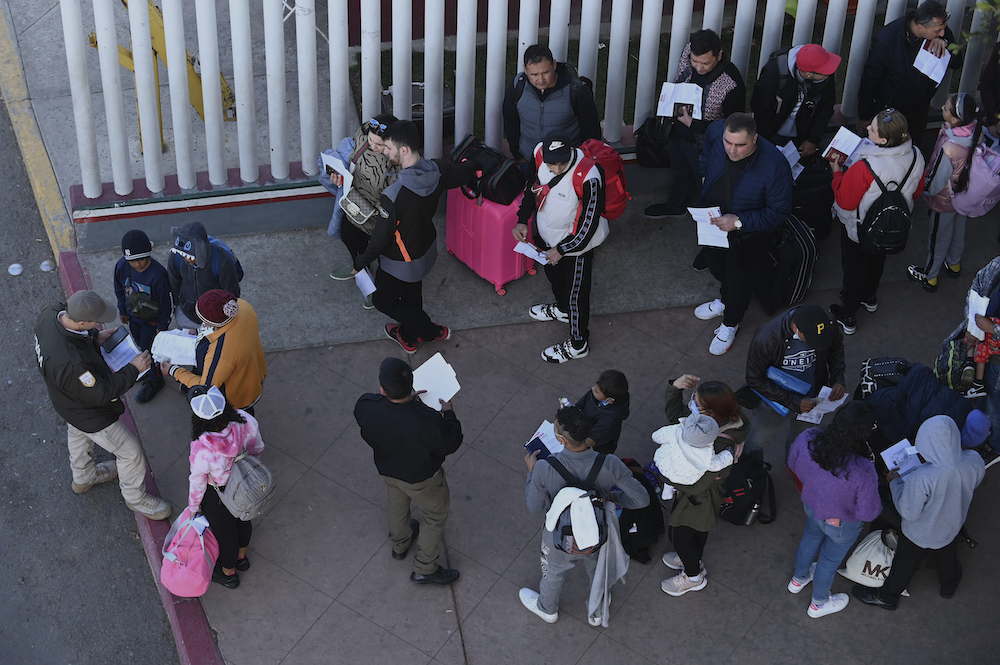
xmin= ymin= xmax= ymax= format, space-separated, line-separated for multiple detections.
xmin=890 ymin=415 xmax=984 ymax=549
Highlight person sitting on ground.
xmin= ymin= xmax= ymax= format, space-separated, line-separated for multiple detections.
xmin=575 ymin=369 xmax=630 ymax=454
xmin=186 ymin=385 xmax=264 ymax=590
xmin=160 ymin=290 xmax=266 ymax=415
xmin=521 ymin=406 xmax=648 ymax=627
xmin=959 ymin=409 xmax=1000 ymax=468
xmin=651 ymin=374 xmax=748 ymax=597
xmin=113 ymin=229 xmax=172 ymax=404
xmin=830 ymin=109 xmax=925 ymax=335
xmin=907 ymin=93 xmax=981 ymax=293
xmin=786 ymin=402 xmax=881 ymax=619
xmin=751 ymin=44 xmax=840 ymax=157
xmin=853 ymin=415 xmax=984 ymax=610
xmin=322 ymin=113 xmax=399 ymax=310
xmin=167 ymin=222 xmax=241 ymax=331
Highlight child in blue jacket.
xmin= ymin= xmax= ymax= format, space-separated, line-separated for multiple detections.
xmin=576 ymin=370 xmax=631 ymax=454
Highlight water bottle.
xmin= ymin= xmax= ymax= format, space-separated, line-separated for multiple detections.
xmin=743 ymin=501 xmax=761 ymax=526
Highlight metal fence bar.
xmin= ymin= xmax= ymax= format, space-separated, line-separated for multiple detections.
xmin=59 ymin=0 xmax=101 ymax=198
xmin=634 ymin=0 xmax=664 ymax=129
xmin=263 ymin=0 xmax=289 ymax=180
xmin=93 ymin=0 xmax=132 ymax=194
xmin=296 ymin=0 xmax=318 ymax=175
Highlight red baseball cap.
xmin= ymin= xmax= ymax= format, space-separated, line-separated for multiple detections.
xmin=796 ymin=44 xmax=841 ymax=76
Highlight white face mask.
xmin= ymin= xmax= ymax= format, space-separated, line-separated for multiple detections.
xmin=689 ymin=397 xmax=700 ymax=414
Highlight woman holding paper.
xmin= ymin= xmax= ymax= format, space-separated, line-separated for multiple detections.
xmin=786 ymin=401 xmax=881 ymax=618
xmin=829 ymin=109 xmax=925 ymax=335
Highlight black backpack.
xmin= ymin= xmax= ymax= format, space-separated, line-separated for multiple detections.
xmin=860 ymin=357 xmax=913 ymax=398
xmin=618 ymin=458 xmax=665 ymax=564
xmin=857 ymin=149 xmax=918 ymax=255
xmin=720 ymin=450 xmax=776 ymax=526
xmin=545 ymin=455 xmax=609 ymax=555
xmin=450 ymin=133 xmax=526 ymax=205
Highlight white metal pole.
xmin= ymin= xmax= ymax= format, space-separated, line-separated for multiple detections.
xmin=329 ymin=0 xmax=350 ymax=142
xmin=792 ymin=0 xmax=818 ymax=46
xmin=60 ymin=0 xmax=101 ymax=198
xmin=841 ymin=0 xmax=879 ymax=119
xmin=485 ymin=0 xmax=508 ymax=150
xmin=392 ymin=0 xmax=412 ymax=121
xmin=360 ymin=0 xmax=381 ymax=122
xmin=296 ymin=0 xmax=318 ymax=175
xmin=667 ymin=0 xmax=694 ymax=82
xmin=959 ymin=9 xmax=990 ymax=94
xmin=730 ymin=0 xmax=757 ymax=80
xmin=127 ymin=0 xmax=164 ymax=192
xmin=578 ymin=0 xmax=601 ymax=82
xmin=424 ymin=0 xmax=444 ymax=157
xmin=822 ymin=0 xmax=850 ymax=55
xmin=702 ymin=0 xmax=724 ymax=34
xmin=161 ymin=0 xmax=194 ymax=190
xmin=634 ymin=0 xmax=664 ymax=130
xmin=758 ymin=0 xmax=786 ymax=75
xmin=454 ymin=0 xmax=477 ymax=141
xmin=518 ymin=0 xmax=539 ymax=68
xmin=229 ymin=0 xmax=258 ymax=184
xmin=604 ymin=0 xmax=632 ymax=143
xmin=196 ymin=0 xmax=226 ymax=186
xmin=93 ymin=0 xmax=131 ymax=194
xmin=885 ymin=0 xmax=907 ymax=25
xmin=549 ymin=0 xmax=570 ymax=63
xmin=263 ymin=0 xmax=288 ymax=180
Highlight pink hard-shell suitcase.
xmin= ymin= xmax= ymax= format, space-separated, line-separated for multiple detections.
xmin=445 ymin=189 xmax=536 ymax=295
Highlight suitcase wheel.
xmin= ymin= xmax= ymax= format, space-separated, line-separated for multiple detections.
xmin=448 ymin=250 xmax=455 ymax=255
xmin=496 ymin=287 xmax=506 ymax=296
xmin=528 ymin=268 xmax=537 ymax=275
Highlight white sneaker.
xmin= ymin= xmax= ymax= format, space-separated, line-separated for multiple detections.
xmin=660 ymin=572 xmax=707 ymax=596
xmin=787 ymin=562 xmax=817 ymax=594
xmin=587 ymin=592 xmax=610 ymax=627
xmin=694 ymin=299 xmax=725 ymax=320
xmin=529 ymin=303 xmax=570 ymax=323
xmin=72 ymin=461 xmax=118 ymax=494
xmin=808 ymin=592 xmax=849 ymax=618
xmin=541 ymin=340 xmax=589 ymax=364
xmin=126 ymin=493 xmax=172 ymax=521
xmin=519 ymin=588 xmax=558 ymax=623
xmin=709 ymin=324 xmax=738 ymax=355
xmin=661 ymin=552 xmax=707 ymax=576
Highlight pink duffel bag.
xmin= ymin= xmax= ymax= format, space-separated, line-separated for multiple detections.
xmin=160 ymin=507 xmax=219 ymax=597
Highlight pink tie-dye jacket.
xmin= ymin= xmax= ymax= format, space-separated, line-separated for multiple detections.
xmin=187 ymin=410 xmax=264 ymax=511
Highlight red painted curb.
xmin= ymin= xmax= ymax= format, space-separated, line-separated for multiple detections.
xmin=59 ymin=252 xmax=224 ymax=665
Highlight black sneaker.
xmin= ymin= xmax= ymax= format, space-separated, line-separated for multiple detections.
xmin=135 ymin=380 xmax=164 ymax=404
xmin=410 ymin=567 xmax=460 ymax=585
xmin=830 ymin=304 xmax=856 ymax=335
xmin=860 ymin=296 xmax=878 ymax=313
xmin=906 ymin=265 xmax=937 ymax=292
xmin=974 ymin=442 xmax=1000 ymax=469
xmin=212 ymin=569 xmax=240 ymax=589
xmin=644 ymin=202 xmax=688 ymax=219
xmin=965 ymin=380 xmax=987 ymax=400
xmin=943 ymin=261 xmax=962 ymax=278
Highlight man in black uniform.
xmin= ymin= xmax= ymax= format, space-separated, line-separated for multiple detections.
xmin=354 ymin=357 xmax=464 ymax=585
xmin=33 ymin=290 xmax=171 ymax=520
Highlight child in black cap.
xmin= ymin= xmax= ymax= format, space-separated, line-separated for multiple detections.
xmin=114 ymin=229 xmax=172 ymax=403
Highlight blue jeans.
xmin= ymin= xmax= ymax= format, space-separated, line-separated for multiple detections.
xmin=985 ymin=362 xmax=1000 ymax=452
xmin=793 ymin=503 xmax=863 ymax=605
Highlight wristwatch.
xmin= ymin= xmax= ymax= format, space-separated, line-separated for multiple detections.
xmin=733 ymin=216 xmax=743 ymax=230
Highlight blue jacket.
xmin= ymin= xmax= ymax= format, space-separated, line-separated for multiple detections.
xmin=699 ymin=120 xmax=793 ymax=233
xmin=865 ymin=364 xmax=972 ymax=445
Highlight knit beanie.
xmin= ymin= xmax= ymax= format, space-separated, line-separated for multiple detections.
xmin=961 ymin=410 xmax=991 ymax=448
xmin=195 ymin=289 xmax=239 ymax=327
xmin=681 ymin=414 xmax=720 ymax=449
xmin=122 ymin=229 xmax=153 ymax=260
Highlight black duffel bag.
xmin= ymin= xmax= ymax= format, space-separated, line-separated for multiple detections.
xmin=451 ymin=133 xmax=526 ymax=206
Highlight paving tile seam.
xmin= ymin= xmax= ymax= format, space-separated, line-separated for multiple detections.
xmin=16 ymin=3 xmax=58 ymax=37
xmin=614 ymin=311 xmax=713 ymax=358
xmin=271 ymin=597 xmax=339 ymax=665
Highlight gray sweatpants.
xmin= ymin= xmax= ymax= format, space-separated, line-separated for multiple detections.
xmin=537 ymin=527 xmax=599 ymax=614
xmin=923 ymin=209 xmax=966 ymax=281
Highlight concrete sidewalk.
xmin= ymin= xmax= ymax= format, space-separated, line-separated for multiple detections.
xmin=84 ymin=221 xmax=1000 ymax=663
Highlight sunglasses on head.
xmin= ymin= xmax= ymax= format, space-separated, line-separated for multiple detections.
xmin=367 ymin=118 xmax=388 ymax=135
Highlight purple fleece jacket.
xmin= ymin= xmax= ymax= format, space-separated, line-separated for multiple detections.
xmin=788 ymin=428 xmax=881 ymax=523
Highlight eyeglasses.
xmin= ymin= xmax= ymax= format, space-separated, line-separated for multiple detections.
xmin=367 ymin=118 xmax=388 ymax=135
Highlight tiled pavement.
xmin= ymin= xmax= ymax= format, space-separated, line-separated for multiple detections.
xmin=126 ymin=274 xmax=998 ymax=665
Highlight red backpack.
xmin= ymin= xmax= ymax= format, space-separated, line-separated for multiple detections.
xmin=576 ymin=139 xmax=631 ymax=220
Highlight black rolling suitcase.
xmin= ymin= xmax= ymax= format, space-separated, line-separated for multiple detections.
xmin=450 ymin=134 xmax=526 ymax=205
xmin=759 ymin=215 xmax=818 ymax=314
xmin=792 ymin=157 xmax=834 ymax=239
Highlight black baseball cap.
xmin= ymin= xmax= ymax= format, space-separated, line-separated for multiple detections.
xmin=793 ymin=305 xmax=835 ymax=350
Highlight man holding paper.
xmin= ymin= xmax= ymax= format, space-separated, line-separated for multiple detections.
xmin=858 ymin=1 xmax=960 ymax=153
xmin=33 ymin=290 xmax=171 ymax=521
xmin=692 ymin=113 xmax=793 ymax=355
xmin=355 ymin=357 xmax=463 ymax=586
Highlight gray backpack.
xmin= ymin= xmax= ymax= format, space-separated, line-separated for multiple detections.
xmin=213 ymin=449 xmax=275 ymax=521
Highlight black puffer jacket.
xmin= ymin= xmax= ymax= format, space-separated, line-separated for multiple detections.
xmin=865 ymin=363 xmax=971 ymax=445
xmin=33 ymin=304 xmax=139 ymax=433
xmin=746 ymin=307 xmax=846 ymax=414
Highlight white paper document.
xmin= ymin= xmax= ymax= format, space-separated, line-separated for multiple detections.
xmin=530 ymin=420 xmax=564 ymax=455
xmin=151 ymin=329 xmax=198 ymax=367
xmin=914 ymin=40 xmax=951 ymax=85
xmin=688 ymin=206 xmax=729 ymax=248
xmin=822 ymin=127 xmax=866 ymax=167
xmin=656 ymin=82 xmax=703 ymax=120
xmin=320 ymin=152 xmax=354 ymax=193
xmin=880 ymin=439 xmax=923 ymax=478
xmin=514 ymin=241 xmax=548 ymax=264
xmin=967 ymin=290 xmax=990 ymax=341
xmin=412 ymin=352 xmax=461 ymax=411
xmin=780 ymin=141 xmax=805 ymax=181
xmin=796 ymin=386 xmax=848 ymax=424
xmin=101 ymin=327 xmax=148 ymax=378
xmin=354 ymin=268 xmax=377 ymax=297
